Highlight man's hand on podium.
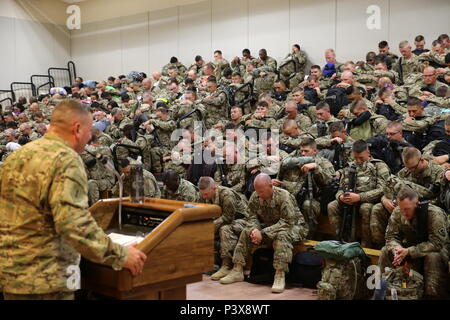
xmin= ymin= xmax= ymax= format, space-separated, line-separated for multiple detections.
xmin=123 ymin=243 xmax=147 ymax=276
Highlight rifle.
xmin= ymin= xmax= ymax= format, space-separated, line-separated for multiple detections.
xmin=176 ymin=108 xmax=203 ymax=129
xmin=339 ymin=164 xmax=357 ymax=243
xmin=415 ymin=201 xmax=429 ymax=244
xmin=216 ymin=157 xmax=230 ymax=187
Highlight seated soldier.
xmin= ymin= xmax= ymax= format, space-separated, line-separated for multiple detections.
xmin=378 ymin=187 xmax=449 ymax=299
xmin=348 ymin=99 xmax=389 ymax=141
xmin=197 ymin=177 xmax=249 ymax=281
xmin=367 ymin=120 xmax=411 ymax=175
xmin=279 ymin=119 xmax=310 ymax=154
xmin=242 ymin=100 xmax=277 ymax=130
xmin=112 ymin=158 xmax=161 ymax=198
xmin=160 ymin=170 xmax=200 ymax=202
xmin=370 ymin=147 xmax=444 ymax=249
xmin=316 ymin=121 xmax=355 ymax=172
xmin=374 ymin=86 xmax=407 ymax=121
xmin=274 ymin=137 xmax=335 ymax=236
xmin=219 ymin=174 xmax=308 ymax=293
xmin=214 ymin=139 xmax=246 ymax=194
xmin=328 ymin=140 xmax=390 ymax=248
xmin=308 ymin=101 xmax=338 ymax=138
xmin=290 ymin=86 xmax=317 ymax=122
xmin=423 ymin=115 xmax=450 ymax=167
xmin=276 ymin=100 xmax=312 ymax=133
xmin=80 ymin=135 xmax=115 ymax=206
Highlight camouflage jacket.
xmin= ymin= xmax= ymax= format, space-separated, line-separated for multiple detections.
xmin=386 ymin=204 xmax=448 ymax=259
xmin=246 ymin=187 xmax=308 ymax=240
xmin=112 ymin=169 xmax=161 ymax=199
xmin=0 ymin=133 xmax=127 ymax=294
xmin=214 ymin=162 xmax=246 ymax=193
xmin=160 ymin=178 xmax=200 ymax=203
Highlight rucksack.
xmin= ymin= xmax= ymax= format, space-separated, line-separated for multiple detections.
xmin=325 ymin=88 xmax=349 ymax=116
xmin=246 ymin=248 xmax=275 ymax=285
xmin=426 ymin=119 xmax=446 ymax=145
xmin=288 ymin=251 xmax=325 ymax=288
xmin=376 ymin=103 xmax=401 ymax=121
xmin=382 ymin=266 xmax=424 ymax=300
xmin=315 ymin=241 xmax=370 ymax=300
xmin=317 ymin=257 xmax=369 ymax=300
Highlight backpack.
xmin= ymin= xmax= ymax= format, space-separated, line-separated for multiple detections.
xmin=246 ymin=248 xmax=275 ymax=285
xmin=382 ymin=266 xmax=424 ymax=300
xmin=288 ymin=251 xmax=325 ymax=288
xmin=376 ymin=103 xmax=401 ymax=121
xmin=325 ymin=88 xmax=349 ymax=116
xmin=315 ymin=241 xmax=370 ymax=300
xmin=426 ymin=119 xmax=446 ymax=145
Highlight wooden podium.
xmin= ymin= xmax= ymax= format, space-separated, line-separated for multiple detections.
xmin=81 ymin=197 xmax=221 ymax=300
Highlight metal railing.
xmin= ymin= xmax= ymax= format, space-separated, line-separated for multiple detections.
xmin=48 ymin=61 xmax=77 ymax=88
xmin=10 ymin=82 xmax=36 ymax=102
xmin=31 ymin=75 xmax=55 ymax=96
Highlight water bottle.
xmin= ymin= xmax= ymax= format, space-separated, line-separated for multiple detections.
xmin=130 ymin=156 xmax=144 ymax=203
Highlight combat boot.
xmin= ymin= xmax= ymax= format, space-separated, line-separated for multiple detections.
xmin=219 ymin=263 xmax=244 ymax=284
xmin=271 ymin=269 xmax=285 ymax=293
xmin=211 ymin=258 xmax=232 ymax=281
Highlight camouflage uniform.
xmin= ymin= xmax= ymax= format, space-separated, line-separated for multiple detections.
xmin=370 ymin=164 xmax=445 ymax=249
xmin=379 ymin=204 xmax=449 ymax=299
xmin=160 ymin=178 xmax=199 ymax=203
xmin=214 ymin=163 xmax=246 ymax=194
xmin=200 ymin=89 xmax=229 ymax=129
xmin=172 ymin=101 xmax=206 ymax=129
xmin=242 ymin=114 xmax=277 ymax=130
xmin=80 ymin=145 xmax=115 ymax=206
xmin=328 ymin=159 xmax=390 ymax=247
xmin=112 ymin=169 xmax=161 ymax=199
xmin=98 ymin=132 xmax=114 ymax=147
xmin=105 ymin=117 xmax=133 ymax=140
xmin=307 ymin=117 xmax=338 ymax=138
xmin=276 ymin=113 xmax=312 ymax=133
xmin=135 ymin=133 xmax=154 ymax=172
xmin=392 ymin=55 xmax=421 ymax=83
xmin=200 ymin=186 xmax=249 ymax=260
xmin=232 ymin=187 xmax=308 ymax=272
xmin=0 ymin=133 xmax=127 ymax=298
xmin=148 ymin=118 xmax=177 ymax=173
xmin=277 ymin=154 xmax=335 ymax=235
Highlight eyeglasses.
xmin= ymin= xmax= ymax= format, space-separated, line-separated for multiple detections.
xmin=386 ymin=131 xmax=400 ymax=137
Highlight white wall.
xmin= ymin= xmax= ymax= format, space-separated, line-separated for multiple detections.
xmin=0 ymin=0 xmax=71 ymax=90
xmin=71 ymin=0 xmax=450 ymax=82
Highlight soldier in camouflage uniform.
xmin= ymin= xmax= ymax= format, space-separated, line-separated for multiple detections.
xmin=80 ymin=135 xmax=115 ymax=206
xmin=0 ymin=100 xmax=146 ymax=300
xmin=220 ymin=174 xmax=308 ymax=293
xmin=104 ymin=108 xmax=133 ymax=140
xmin=371 ymin=146 xmax=445 ymax=249
xmin=172 ymin=89 xmax=206 ymax=129
xmin=200 ymin=76 xmax=229 ymax=130
xmin=145 ymin=106 xmax=177 ymax=173
xmin=242 ymin=100 xmax=277 ymax=130
xmin=328 ymin=140 xmax=390 ymax=248
xmin=214 ymin=141 xmax=246 ymax=194
xmin=197 ymin=177 xmax=249 ymax=280
xmin=276 ymin=100 xmax=312 ymax=133
xmin=307 ymin=102 xmax=338 ymax=138
xmin=111 ymin=158 xmax=161 ymax=199
xmin=392 ymin=41 xmax=422 ymax=84
xmin=160 ymin=170 xmax=199 ymax=202
xmin=275 ymin=137 xmax=335 ymax=236
xmin=378 ymin=187 xmax=449 ymax=299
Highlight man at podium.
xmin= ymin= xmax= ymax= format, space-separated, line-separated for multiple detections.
xmin=0 ymin=100 xmax=147 ymax=300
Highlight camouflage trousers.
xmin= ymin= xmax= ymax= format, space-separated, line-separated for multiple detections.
xmin=370 ymin=203 xmax=391 ymax=249
xmin=3 ymin=291 xmax=74 ymax=300
xmin=301 ymin=199 xmax=321 ymax=238
xmin=232 ymin=226 xmax=302 ymax=272
xmin=88 ymin=179 xmax=114 ymax=206
xmin=218 ymin=219 xmax=248 ymax=260
xmin=327 ymin=200 xmax=374 ymax=248
xmin=379 ymin=247 xmax=449 ymax=299
xmin=150 ymin=146 xmax=170 ymax=173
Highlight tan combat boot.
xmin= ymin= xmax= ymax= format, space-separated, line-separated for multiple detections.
xmin=271 ymin=269 xmax=285 ymax=293
xmin=210 ymin=258 xmax=232 ymax=281
xmin=219 ymin=263 xmax=244 ymax=284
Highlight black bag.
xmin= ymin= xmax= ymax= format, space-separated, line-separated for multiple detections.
xmin=325 ymin=88 xmax=349 ymax=117
xmin=246 ymin=248 xmax=275 ymax=285
xmin=426 ymin=120 xmax=446 ymax=145
xmin=376 ymin=103 xmax=400 ymax=121
xmin=288 ymin=251 xmax=325 ymax=288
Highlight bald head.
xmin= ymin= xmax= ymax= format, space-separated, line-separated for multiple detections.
xmin=254 ymin=173 xmax=273 ymax=200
